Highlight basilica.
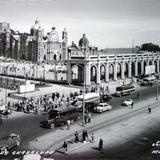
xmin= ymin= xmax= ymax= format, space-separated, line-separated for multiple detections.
xmin=0 ymin=20 xmax=68 ymax=63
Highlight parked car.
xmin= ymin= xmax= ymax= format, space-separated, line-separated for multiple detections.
xmin=0 ymin=133 xmax=20 ymax=154
xmin=94 ymin=103 xmax=112 ymax=113
xmin=100 ymin=94 xmax=112 ymax=102
xmin=122 ymin=99 xmax=133 ymax=106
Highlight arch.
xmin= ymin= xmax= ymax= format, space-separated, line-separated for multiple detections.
xmin=108 ymin=63 xmax=114 ymax=80
xmin=131 ymin=62 xmax=135 ymax=77
xmin=71 ymin=65 xmax=78 ymax=80
xmin=143 ymin=61 xmax=147 ymax=74
xmin=138 ymin=61 xmax=141 ymax=76
xmin=117 ymin=63 xmax=121 ymax=79
xmin=100 ymin=64 xmax=106 ymax=81
xmin=53 ymin=54 xmax=56 ymax=60
xmin=59 ymin=54 xmax=62 ymax=60
xmin=71 ymin=64 xmax=84 ymax=84
xmin=44 ymin=55 xmax=46 ymax=61
xmin=90 ymin=65 xmax=97 ymax=83
xmin=149 ymin=60 xmax=152 ymax=65
xmin=124 ymin=63 xmax=129 ymax=78
xmin=154 ymin=60 xmax=157 ymax=73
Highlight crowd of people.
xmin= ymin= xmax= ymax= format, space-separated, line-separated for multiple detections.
xmin=9 ymin=90 xmax=82 ymax=114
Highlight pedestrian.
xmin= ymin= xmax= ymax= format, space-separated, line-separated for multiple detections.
xmin=75 ymin=131 xmax=79 ymax=143
xmin=82 ymin=130 xmax=86 ymax=142
xmin=88 ymin=112 xmax=91 ymax=123
xmin=85 ymin=130 xmax=89 ymax=141
xmin=67 ymin=119 xmax=71 ymax=130
xmin=63 ymin=141 xmax=68 ymax=154
xmin=131 ymin=102 xmax=134 ymax=109
xmin=99 ymin=138 xmax=103 ymax=151
xmin=148 ymin=106 xmax=151 ymax=114
xmin=91 ymin=133 xmax=95 ymax=143
xmin=137 ymin=93 xmax=140 ymax=99
xmin=84 ymin=115 xmax=87 ymax=124
xmin=0 ymin=114 xmax=2 ymax=125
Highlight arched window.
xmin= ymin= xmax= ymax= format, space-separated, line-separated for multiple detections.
xmin=54 ymin=54 xmax=56 ymax=60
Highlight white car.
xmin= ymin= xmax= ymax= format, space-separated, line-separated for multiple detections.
xmin=122 ymin=99 xmax=133 ymax=106
xmin=94 ymin=103 xmax=112 ymax=113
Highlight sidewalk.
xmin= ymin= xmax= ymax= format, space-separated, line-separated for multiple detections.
xmin=28 ymin=96 xmax=160 ymax=157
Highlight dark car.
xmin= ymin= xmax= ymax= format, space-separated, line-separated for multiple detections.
xmin=0 ymin=133 xmax=20 ymax=155
xmin=100 ymin=94 xmax=112 ymax=102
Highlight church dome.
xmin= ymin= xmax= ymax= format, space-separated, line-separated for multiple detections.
xmin=79 ymin=34 xmax=89 ymax=48
xmin=47 ymin=27 xmax=59 ymax=42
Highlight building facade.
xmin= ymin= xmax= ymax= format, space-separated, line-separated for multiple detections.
xmin=0 ymin=20 xmax=68 ymax=63
xmin=66 ymin=34 xmax=160 ymax=86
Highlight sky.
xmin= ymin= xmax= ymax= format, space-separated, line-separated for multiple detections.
xmin=0 ymin=0 xmax=160 ymax=49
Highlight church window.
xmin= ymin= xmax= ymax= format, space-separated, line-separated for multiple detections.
xmin=54 ymin=54 xmax=56 ymax=60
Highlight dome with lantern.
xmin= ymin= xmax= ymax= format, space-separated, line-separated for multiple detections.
xmin=47 ymin=27 xmax=59 ymax=42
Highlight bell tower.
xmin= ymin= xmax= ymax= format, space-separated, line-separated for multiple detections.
xmin=62 ymin=28 xmax=68 ymax=62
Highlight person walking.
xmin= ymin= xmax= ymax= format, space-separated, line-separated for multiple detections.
xmin=131 ymin=102 xmax=134 ymax=109
xmin=91 ymin=133 xmax=95 ymax=143
xmin=0 ymin=114 xmax=2 ymax=125
xmin=84 ymin=115 xmax=87 ymax=124
xmin=148 ymin=106 xmax=151 ymax=114
xmin=82 ymin=130 xmax=86 ymax=142
xmin=137 ymin=93 xmax=140 ymax=99
xmin=88 ymin=112 xmax=91 ymax=123
xmin=99 ymin=139 xmax=103 ymax=151
xmin=63 ymin=141 xmax=68 ymax=154
xmin=75 ymin=131 xmax=79 ymax=143
xmin=67 ymin=119 xmax=71 ymax=130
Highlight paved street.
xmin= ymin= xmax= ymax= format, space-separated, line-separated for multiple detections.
xmin=1 ymin=83 xmax=160 ymax=159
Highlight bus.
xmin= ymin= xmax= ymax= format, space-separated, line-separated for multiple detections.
xmin=141 ymin=76 xmax=157 ymax=86
xmin=44 ymin=105 xmax=79 ymax=129
xmin=115 ymin=85 xmax=135 ymax=97
xmin=77 ymin=92 xmax=100 ymax=111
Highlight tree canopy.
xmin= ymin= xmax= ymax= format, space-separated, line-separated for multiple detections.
xmin=140 ymin=43 xmax=160 ymax=52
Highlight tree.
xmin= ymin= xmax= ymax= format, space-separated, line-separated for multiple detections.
xmin=140 ymin=43 xmax=160 ymax=52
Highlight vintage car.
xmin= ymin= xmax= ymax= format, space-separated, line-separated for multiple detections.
xmin=122 ymin=99 xmax=133 ymax=106
xmin=0 ymin=133 xmax=20 ymax=154
xmin=94 ymin=103 xmax=112 ymax=113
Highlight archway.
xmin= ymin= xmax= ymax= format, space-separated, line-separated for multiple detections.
xmin=131 ymin=62 xmax=135 ymax=77
xmin=138 ymin=61 xmax=141 ymax=76
xmin=100 ymin=65 xmax=106 ymax=82
xmin=44 ymin=55 xmax=46 ymax=61
xmin=90 ymin=65 xmax=97 ymax=83
xmin=124 ymin=63 xmax=129 ymax=78
xmin=71 ymin=64 xmax=84 ymax=84
xmin=59 ymin=54 xmax=62 ymax=60
xmin=149 ymin=60 xmax=152 ymax=65
xmin=117 ymin=63 xmax=121 ymax=79
xmin=54 ymin=54 xmax=56 ymax=60
xmin=143 ymin=61 xmax=147 ymax=74
xmin=108 ymin=64 xmax=114 ymax=80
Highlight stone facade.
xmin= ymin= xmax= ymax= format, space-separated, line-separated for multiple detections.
xmin=0 ymin=20 xmax=68 ymax=63
xmin=66 ymin=34 xmax=160 ymax=86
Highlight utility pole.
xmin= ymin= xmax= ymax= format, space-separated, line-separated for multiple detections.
xmin=156 ymin=80 xmax=158 ymax=100
xmin=82 ymin=81 xmax=85 ymax=126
